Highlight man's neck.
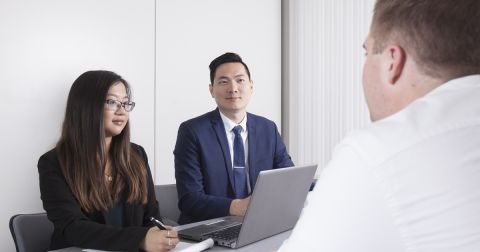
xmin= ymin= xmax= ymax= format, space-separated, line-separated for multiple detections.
xmin=219 ymin=109 xmax=246 ymax=124
xmin=401 ymin=71 xmax=445 ymax=107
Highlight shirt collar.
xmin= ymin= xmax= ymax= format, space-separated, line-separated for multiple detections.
xmin=219 ymin=110 xmax=248 ymax=132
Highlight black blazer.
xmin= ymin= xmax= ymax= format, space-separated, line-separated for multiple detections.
xmin=38 ymin=143 xmax=160 ymax=252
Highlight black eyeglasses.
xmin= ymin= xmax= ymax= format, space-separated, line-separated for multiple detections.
xmin=105 ymin=99 xmax=135 ymax=112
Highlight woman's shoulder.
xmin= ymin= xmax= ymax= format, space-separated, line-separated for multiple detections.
xmin=38 ymin=147 xmax=60 ymax=171
xmin=130 ymin=142 xmax=144 ymax=153
xmin=129 ymin=143 xmax=151 ymax=172
xmin=130 ymin=142 xmax=148 ymax=159
xmin=39 ymin=147 xmax=58 ymax=162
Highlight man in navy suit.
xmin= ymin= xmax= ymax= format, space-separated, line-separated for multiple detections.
xmin=174 ymin=52 xmax=294 ymax=224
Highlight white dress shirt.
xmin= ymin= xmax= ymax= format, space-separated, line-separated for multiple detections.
xmin=219 ymin=111 xmax=251 ymax=193
xmin=279 ymin=75 xmax=480 ymax=252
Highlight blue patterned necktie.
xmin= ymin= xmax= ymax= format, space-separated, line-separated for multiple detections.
xmin=232 ymin=125 xmax=248 ymax=198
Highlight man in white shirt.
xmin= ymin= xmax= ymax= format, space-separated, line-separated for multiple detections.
xmin=279 ymin=0 xmax=480 ymax=251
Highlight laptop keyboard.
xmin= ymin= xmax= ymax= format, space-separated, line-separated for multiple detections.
xmin=207 ymin=224 xmax=242 ymax=241
xmin=179 ymin=223 xmax=226 ymax=236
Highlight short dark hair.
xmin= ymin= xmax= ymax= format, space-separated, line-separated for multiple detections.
xmin=371 ymin=0 xmax=480 ymax=79
xmin=209 ymin=52 xmax=251 ymax=84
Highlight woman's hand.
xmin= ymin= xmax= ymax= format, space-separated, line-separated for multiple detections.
xmin=140 ymin=226 xmax=179 ymax=251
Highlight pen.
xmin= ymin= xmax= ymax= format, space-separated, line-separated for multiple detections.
xmin=149 ymin=216 xmax=167 ymax=230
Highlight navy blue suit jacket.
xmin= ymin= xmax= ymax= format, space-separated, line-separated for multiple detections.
xmin=174 ymin=109 xmax=294 ymax=224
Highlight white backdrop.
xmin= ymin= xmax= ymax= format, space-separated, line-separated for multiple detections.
xmin=0 ymin=0 xmax=377 ymax=250
xmin=155 ymin=0 xmax=282 ymax=184
xmin=283 ymin=0 xmax=375 ymax=173
xmin=0 ymin=0 xmax=280 ymax=250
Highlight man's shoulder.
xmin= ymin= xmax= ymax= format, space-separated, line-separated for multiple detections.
xmin=337 ymin=113 xmax=421 ymax=169
xmin=246 ymin=112 xmax=276 ymax=127
xmin=181 ymin=109 xmax=218 ymax=127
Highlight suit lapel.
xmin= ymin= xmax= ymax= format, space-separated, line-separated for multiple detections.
xmin=247 ymin=113 xmax=257 ymax=189
xmin=210 ymin=109 xmax=235 ymax=193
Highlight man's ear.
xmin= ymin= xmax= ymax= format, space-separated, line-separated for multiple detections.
xmin=209 ymin=83 xmax=214 ymax=97
xmin=386 ymin=45 xmax=406 ymax=84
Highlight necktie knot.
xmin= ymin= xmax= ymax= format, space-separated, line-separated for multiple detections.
xmin=232 ymin=125 xmax=242 ymax=136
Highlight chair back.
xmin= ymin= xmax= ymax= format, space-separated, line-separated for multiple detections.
xmin=9 ymin=213 xmax=53 ymax=252
xmin=154 ymin=184 xmax=180 ymax=226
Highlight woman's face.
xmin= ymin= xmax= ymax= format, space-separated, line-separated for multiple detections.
xmin=103 ymin=82 xmax=129 ymax=138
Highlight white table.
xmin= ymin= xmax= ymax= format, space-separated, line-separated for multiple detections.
xmin=50 ymin=217 xmax=291 ymax=252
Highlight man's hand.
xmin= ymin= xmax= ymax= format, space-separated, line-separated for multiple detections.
xmin=229 ymin=196 xmax=251 ymax=216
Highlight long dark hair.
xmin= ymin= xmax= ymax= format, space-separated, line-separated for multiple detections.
xmin=56 ymin=70 xmax=147 ymax=213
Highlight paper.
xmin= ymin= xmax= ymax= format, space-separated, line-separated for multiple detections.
xmin=172 ymin=238 xmax=214 ymax=252
xmin=82 ymin=250 xmax=124 ymax=252
xmin=81 ymin=249 xmax=123 ymax=252
xmin=82 ymin=250 xmax=113 ymax=252
xmin=80 ymin=238 xmax=214 ymax=252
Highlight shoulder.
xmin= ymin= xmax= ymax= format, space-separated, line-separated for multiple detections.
xmin=335 ymin=113 xmax=419 ymax=169
xmin=38 ymin=148 xmax=61 ymax=173
xmin=38 ymin=148 xmax=59 ymax=165
xmin=247 ymin=112 xmax=277 ymax=128
xmin=180 ymin=110 xmax=218 ymax=127
xmin=177 ymin=110 xmax=220 ymax=136
xmin=130 ymin=142 xmax=147 ymax=157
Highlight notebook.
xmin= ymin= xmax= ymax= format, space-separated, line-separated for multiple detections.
xmin=178 ymin=164 xmax=317 ymax=248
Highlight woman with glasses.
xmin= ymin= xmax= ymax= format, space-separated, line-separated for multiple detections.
xmin=38 ymin=70 xmax=178 ymax=251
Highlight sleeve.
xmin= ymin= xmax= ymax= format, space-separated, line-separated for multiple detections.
xmin=277 ymin=144 xmax=403 ymax=252
xmin=174 ymin=123 xmax=232 ymax=222
xmin=38 ymin=150 xmax=149 ymax=252
xmin=273 ymin=123 xmax=295 ymax=168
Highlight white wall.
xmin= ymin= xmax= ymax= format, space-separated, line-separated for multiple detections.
xmin=155 ymin=0 xmax=282 ymax=184
xmin=283 ymin=0 xmax=375 ymax=173
xmin=0 ymin=0 xmax=374 ymax=249
xmin=0 ymin=0 xmax=155 ymax=250
xmin=0 ymin=0 xmax=280 ymax=250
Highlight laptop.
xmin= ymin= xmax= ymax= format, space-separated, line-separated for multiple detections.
xmin=177 ymin=164 xmax=317 ymax=248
